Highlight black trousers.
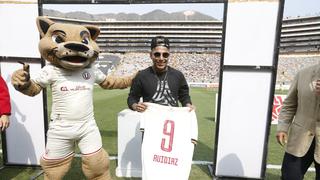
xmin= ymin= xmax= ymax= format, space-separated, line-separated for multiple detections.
xmin=281 ymin=139 xmax=320 ymax=180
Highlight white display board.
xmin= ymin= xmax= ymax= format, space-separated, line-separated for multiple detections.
xmin=0 ymin=61 xmax=46 ymax=166
xmin=223 ymin=1 xmax=279 ymax=66
xmin=216 ymin=71 xmax=271 ymax=178
xmin=215 ymin=94 xmax=287 ymax=125
xmin=214 ymin=0 xmax=283 ymax=179
xmin=116 ymin=109 xmax=142 ymax=177
xmin=0 ymin=4 xmax=40 ymax=58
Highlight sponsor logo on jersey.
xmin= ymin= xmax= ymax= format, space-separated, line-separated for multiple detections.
xmin=60 ymin=86 xmax=68 ymax=91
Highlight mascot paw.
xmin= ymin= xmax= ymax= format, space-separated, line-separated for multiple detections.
xmin=11 ymin=68 xmax=31 ymax=91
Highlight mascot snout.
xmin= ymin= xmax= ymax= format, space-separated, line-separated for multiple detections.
xmin=64 ymin=43 xmax=90 ymax=52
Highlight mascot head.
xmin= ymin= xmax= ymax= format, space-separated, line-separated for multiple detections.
xmin=36 ymin=16 xmax=100 ymax=70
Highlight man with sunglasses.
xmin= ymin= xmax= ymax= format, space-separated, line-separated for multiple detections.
xmin=127 ymin=35 xmax=195 ymax=111
xmin=127 ymin=36 xmax=197 ymax=179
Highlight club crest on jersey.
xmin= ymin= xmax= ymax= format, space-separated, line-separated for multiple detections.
xmin=82 ymin=71 xmax=91 ymax=80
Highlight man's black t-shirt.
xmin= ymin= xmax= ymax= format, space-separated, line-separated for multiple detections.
xmin=127 ymin=66 xmax=191 ymax=108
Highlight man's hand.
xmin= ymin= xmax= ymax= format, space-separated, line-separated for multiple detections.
xmin=276 ymin=131 xmax=288 ymax=147
xmin=132 ymin=102 xmax=148 ymax=112
xmin=186 ymin=103 xmax=196 ymax=112
xmin=11 ymin=62 xmax=31 ymax=90
xmin=315 ymin=79 xmax=320 ymax=96
xmin=0 ymin=115 xmax=10 ymax=131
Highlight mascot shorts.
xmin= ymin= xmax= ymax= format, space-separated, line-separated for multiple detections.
xmin=43 ymin=119 xmax=102 ymax=159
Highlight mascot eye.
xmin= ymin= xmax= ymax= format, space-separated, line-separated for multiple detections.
xmin=82 ymin=37 xmax=89 ymax=44
xmin=52 ymin=35 xmax=64 ymax=44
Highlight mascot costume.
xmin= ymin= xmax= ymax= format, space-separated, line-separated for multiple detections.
xmin=11 ymin=16 xmax=134 ymax=180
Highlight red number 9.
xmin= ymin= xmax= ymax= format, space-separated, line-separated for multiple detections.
xmin=161 ymin=120 xmax=175 ymax=152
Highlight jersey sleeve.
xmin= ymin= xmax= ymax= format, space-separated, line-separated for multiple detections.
xmin=33 ymin=65 xmax=54 ymax=88
xmin=93 ymin=66 xmax=107 ymax=84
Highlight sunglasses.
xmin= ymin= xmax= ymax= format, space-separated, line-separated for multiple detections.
xmin=153 ymin=52 xmax=170 ymax=58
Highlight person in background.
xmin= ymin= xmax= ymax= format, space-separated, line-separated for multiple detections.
xmin=127 ymin=35 xmax=195 ymax=112
xmin=0 ymin=75 xmax=11 ymax=131
xmin=276 ymin=64 xmax=320 ymax=180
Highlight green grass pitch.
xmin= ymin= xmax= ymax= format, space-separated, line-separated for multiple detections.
xmin=0 ymin=87 xmax=316 ymax=179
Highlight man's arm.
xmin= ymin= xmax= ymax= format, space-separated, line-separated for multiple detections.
xmin=178 ymin=72 xmax=192 ymax=107
xmin=127 ymin=72 xmax=143 ymax=110
xmin=0 ymin=76 xmax=11 ymax=131
xmin=0 ymin=76 xmax=11 ymax=116
xmin=276 ymin=72 xmax=299 ymax=146
xmin=277 ymin=73 xmax=299 ymax=133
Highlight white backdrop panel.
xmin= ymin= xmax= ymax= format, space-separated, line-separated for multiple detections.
xmin=0 ymin=4 xmax=40 ymax=58
xmin=216 ymin=71 xmax=271 ymax=178
xmin=1 ymin=61 xmax=45 ymax=165
xmin=224 ymin=1 xmax=279 ymax=66
xmin=116 ymin=109 xmax=142 ymax=177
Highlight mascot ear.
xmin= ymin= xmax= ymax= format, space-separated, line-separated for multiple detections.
xmin=85 ymin=25 xmax=100 ymax=40
xmin=36 ymin=16 xmax=55 ymax=38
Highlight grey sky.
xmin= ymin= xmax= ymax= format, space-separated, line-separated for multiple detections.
xmin=44 ymin=0 xmax=319 ymax=20
xmin=283 ymin=0 xmax=319 ymax=18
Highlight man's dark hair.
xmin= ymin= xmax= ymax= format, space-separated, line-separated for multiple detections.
xmin=150 ymin=36 xmax=170 ymax=50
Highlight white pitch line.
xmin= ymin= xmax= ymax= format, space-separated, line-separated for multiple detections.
xmin=267 ymin=164 xmax=282 ymax=170
xmin=192 ymin=160 xmax=213 ymax=165
xmin=0 ymin=150 xmax=316 ymax=172
xmin=267 ymin=164 xmax=315 ymax=172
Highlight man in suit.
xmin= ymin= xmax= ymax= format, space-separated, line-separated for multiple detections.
xmin=276 ymin=64 xmax=320 ymax=180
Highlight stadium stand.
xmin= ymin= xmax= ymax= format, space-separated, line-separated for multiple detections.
xmin=47 ymin=16 xmax=320 ymax=86
xmin=281 ymin=16 xmax=320 ymax=54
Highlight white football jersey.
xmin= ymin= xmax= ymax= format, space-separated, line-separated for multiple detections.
xmin=33 ymin=64 xmax=106 ymax=121
xmin=141 ymin=103 xmax=198 ymax=180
